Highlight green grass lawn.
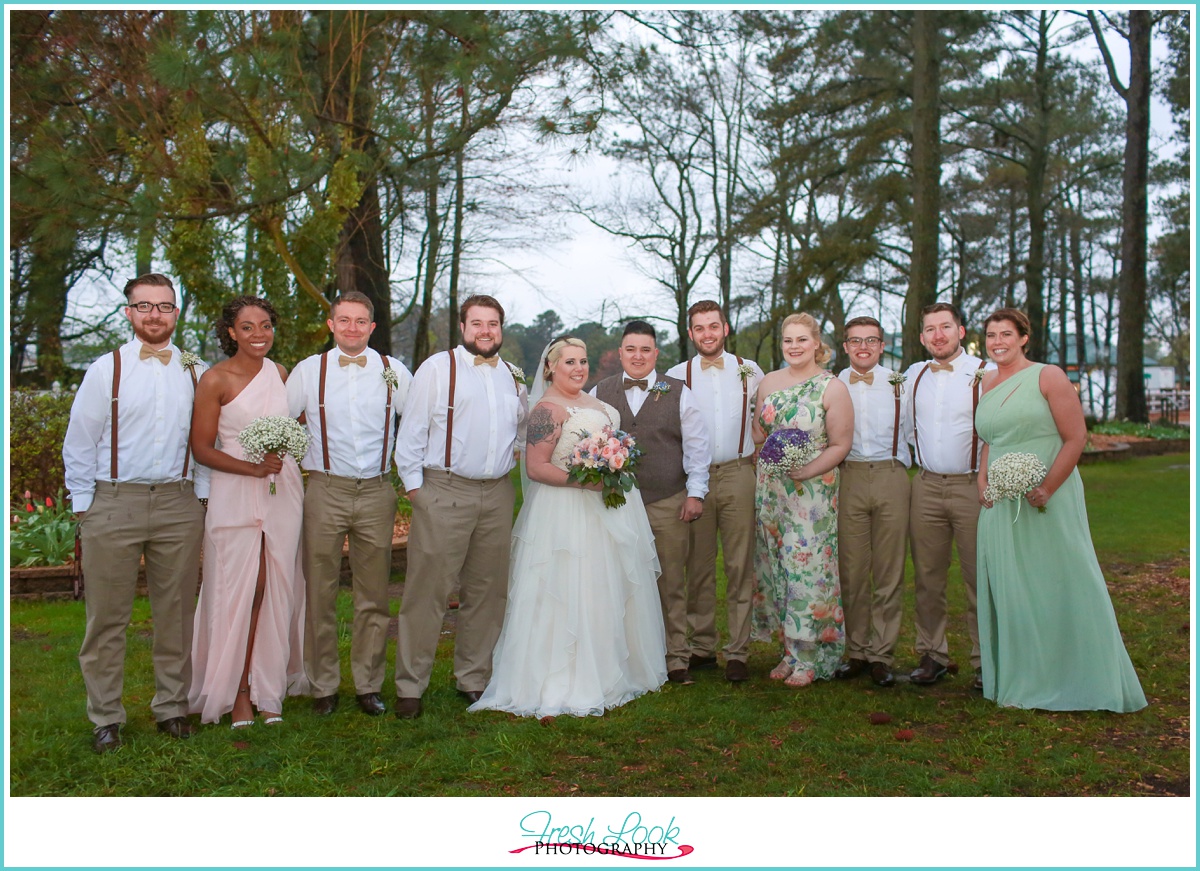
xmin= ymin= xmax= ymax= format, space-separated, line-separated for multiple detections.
xmin=7 ymin=453 xmax=1190 ymax=797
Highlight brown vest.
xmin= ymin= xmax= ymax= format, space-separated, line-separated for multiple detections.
xmin=595 ymin=373 xmax=687 ymax=505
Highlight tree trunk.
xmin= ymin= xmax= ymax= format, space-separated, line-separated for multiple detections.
xmin=1022 ymin=11 xmax=1052 ymax=363
xmin=904 ymin=11 xmax=941 ymax=368
xmin=28 ymin=241 xmax=72 ymax=387
xmin=446 ymin=84 xmax=469 ymax=350
xmin=412 ymin=76 xmax=441 ymax=368
xmin=335 ymin=180 xmax=392 ymax=356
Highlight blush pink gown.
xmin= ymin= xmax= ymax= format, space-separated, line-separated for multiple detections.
xmin=188 ymin=361 xmax=309 ymax=723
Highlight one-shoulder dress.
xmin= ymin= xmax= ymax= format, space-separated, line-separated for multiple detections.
xmin=188 ymin=361 xmax=310 ymax=723
xmin=470 ymin=403 xmax=667 ymax=718
xmin=975 ymin=363 xmax=1146 ymax=712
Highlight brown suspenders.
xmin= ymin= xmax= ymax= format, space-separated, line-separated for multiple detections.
xmin=181 ymin=365 xmax=198 ymax=478
xmin=911 ymin=359 xmax=987 ymax=471
xmin=686 ymin=354 xmax=750 ymax=457
xmin=891 ymin=387 xmax=902 ymax=461
xmin=443 ymin=349 xmax=518 ymax=470
xmin=109 ymin=347 xmax=197 ymax=481
xmin=318 ymin=350 xmax=396 ymax=475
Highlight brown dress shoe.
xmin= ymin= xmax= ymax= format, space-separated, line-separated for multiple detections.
xmin=834 ymin=658 xmax=869 ymax=680
xmin=667 ymin=669 xmax=695 ymax=685
xmin=356 ymin=693 xmax=386 ymax=716
xmin=725 ymin=660 xmax=750 ymax=682
xmin=909 ymin=654 xmax=949 ymax=685
xmin=689 ymin=654 xmax=718 ymax=670
xmin=92 ymin=723 xmax=122 ymax=754
xmin=457 ymin=689 xmax=483 ymax=704
xmin=869 ymin=662 xmax=895 ymax=688
xmin=312 ymin=694 xmax=340 ymax=716
xmin=394 ymin=697 xmax=423 ymax=719
xmin=156 ymin=716 xmax=195 ymax=739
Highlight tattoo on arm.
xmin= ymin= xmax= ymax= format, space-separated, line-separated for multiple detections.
xmin=526 ymin=406 xmax=560 ymax=446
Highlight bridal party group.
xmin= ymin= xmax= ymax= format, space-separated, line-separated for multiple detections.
xmin=62 ymin=273 xmax=1146 ymax=753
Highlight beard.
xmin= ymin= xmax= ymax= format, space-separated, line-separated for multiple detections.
xmin=463 ymin=336 xmax=502 ymax=358
xmin=132 ymin=320 xmax=176 ymax=347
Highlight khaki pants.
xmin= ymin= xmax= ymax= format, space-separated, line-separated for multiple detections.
xmin=686 ymin=457 xmax=756 ymax=663
xmin=394 ymin=470 xmax=514 ymax=697
xmin=838 ymin=461 xmax=909 ymax=666
xmin=302 ymin=473 xmax=396 ymax=697
xmin=909 ymin=470 xmax=981 ymax=669
xmin=645 ymin=489 xmax=692 ymax=672
xmin=78 ymin=481 xmax=204 ymax=727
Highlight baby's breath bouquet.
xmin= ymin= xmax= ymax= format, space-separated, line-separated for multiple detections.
xmin=238 ymin=415 xmax=310 ymax=495
xmin=983 ymin=451 xmax=1048 ymax=519
xmin=757 ymin=428 xmax=824 ymax=478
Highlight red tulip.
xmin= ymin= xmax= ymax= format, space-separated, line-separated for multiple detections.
xmin=45 ymin=496 xmax=54 ymax=507
xmin=25 ymin=503 xmax=34 ymax=512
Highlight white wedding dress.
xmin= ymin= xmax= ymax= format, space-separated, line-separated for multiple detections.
xmin=470 ymin=403 xmax=667 ymax=718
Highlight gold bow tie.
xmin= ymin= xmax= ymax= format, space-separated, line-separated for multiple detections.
xmin=623 ymin=378 xmax=649 ymax=390
xmin=339 ymin=354 xmax=367 ymax=368
xmin=474 ymin=354 xmax=499 ymax=367
xmin=700 ymin=356 xmax=725 ymax=371
xmin=849 ymin=370 xmax=874 ymax=385
xmin=139 ymin=345 xmax=172 ymax=365
xmin=929 ymin=361 xmax=954 ymax=372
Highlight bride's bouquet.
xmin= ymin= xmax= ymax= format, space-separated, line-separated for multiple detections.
xmin=983 ymin=451 xmax=1048 ymax=518
xmin=238 ymin=415 xmax=310 ymax=495
xmin=566 ymin=426 xmax=643 ymax=509
xmin=757 ymin=428 xmax=824 ymax=478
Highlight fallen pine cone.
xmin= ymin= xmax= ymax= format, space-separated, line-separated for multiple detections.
xmin=895 ymin=729 xmax=914 ymax=741
xmin=868 ymin=712 xmax=892 ymax=725
xmin=539 ymin=716 xmax=555 ymax=727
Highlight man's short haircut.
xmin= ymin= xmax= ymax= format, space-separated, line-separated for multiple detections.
xmin=621 ymin=320 xmax=658 ymax=343
xmin=843 ymin=316 xmax=885 ymax=340
xmin=687 ymin=300 xmax=725 ymax=326
xmin=123 ymin=273 xmax=176 ymax=302
xmin=331 ymin=290 xmax=374 ymax=321
xmin=460 ymin=294 xmax=505 ymax=326
xmin=921 ymin=302 xmax=963 ymax=327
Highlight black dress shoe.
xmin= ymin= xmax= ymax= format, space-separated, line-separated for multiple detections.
xmin=92 ymin=723 xmax=122 ymax=754
xmin=667 ymin=668 xmax=695 ymax=685
xmin=869 ymin=662 xmax=895 ymax=688
xmin=356 ymin=693 xmax=386 ymax=715
xmin=156 ymin=716 xmax=195 ymax=739
xmin=833 ymin=658 xmax=869 ymax=680
xmin=909 ymin=654 xmax=949 ymax=685
xmin=394 ymin=697 xmax=423 ymax=719
xmin=312 ymin=694 xmax=340 ymax=716
xmin=725 ymin=659 xmax=750 ymax=682
xmin=972 ymin=668 xmax=984 ymax=691
xmin=689 ymin=654 xmax=718 ymax=670
xmin=457 ymin=689 xmax=483 ymax=704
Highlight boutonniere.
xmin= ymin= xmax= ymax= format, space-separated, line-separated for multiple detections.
xmin=649 ymin=380 xmax=670 ymax=401
xmin=179 ymin=351 xmax=202 ymax=370
xmin=736 ymin=363 xmax=755 ymax=382
xmin=973 ymin=369 xmax=987 ymax=386
xmin=506 ymin=361 xmax=526 ymax=387
xmin=381 ymin=367 xmax=400 ymax=391
xmin=888 ymin=370 xmax=906 ymax=398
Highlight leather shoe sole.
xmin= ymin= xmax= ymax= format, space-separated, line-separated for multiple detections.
xmin=458 ymin=689 xmax=483 ymax=704
xmin=667 ymin=669 xmax=695 ymax=685
xmin=909 ymin=656 xmax=949 ymax=685
xmin=92 ymin=724 xmax=122 ymax=754
xmin=156 ymin=716 xmax=194 ymax=739
xmin=870 ymin=662 xmax=895 ymax=688
xmin=833 ymin=658 xmax=869 ymax=680
xmin=394 ymin=697 xmax=423 ymax=719
xmin=312 ymin=694 xmax=340 ymax=716
xmin=689 ymin=654 xmax=718 ymax=670
xmin=724 ymin=660 xmax=750 ymax=682
xmin=356 ymin=693 xmax=386 ymax=716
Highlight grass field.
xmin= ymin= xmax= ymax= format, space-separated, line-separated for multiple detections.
xmin=6 ymin=453 xmax=1190 ymax=798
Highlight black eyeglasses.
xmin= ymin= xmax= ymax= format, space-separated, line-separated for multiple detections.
xmin=845 ymin=337 xmax=881 ymax=347
xmin=130 ymin=302 xmax=177 ymax=314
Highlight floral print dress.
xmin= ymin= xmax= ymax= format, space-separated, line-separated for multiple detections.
xmin=751 ymin=371 xmax=845 ymax=683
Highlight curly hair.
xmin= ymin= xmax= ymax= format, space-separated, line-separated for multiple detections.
xmin=781 ymin=312 xmax=832 ymax=366
xmin=216 ymin=295 xmax=278 ymax=358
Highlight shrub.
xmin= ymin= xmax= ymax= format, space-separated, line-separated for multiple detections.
xmin=10 ymin=489 xmax=76 ymax=567
xmin=9 ymin=389 xmax=75 ymax=503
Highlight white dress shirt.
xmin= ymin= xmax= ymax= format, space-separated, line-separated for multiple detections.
xmin=666 ymin=352 xmax=764 ymax=465
xmin=287 ymin=346 xmax=413 ymax=478
xmin=394 ymin=345 xmax=529 ymax=491
xmin=63 ymin=339 xmax=211 ymax=511
xmin=903 ymin=351 xmax=994 ymax=474
xmin=591 ymin=369 xmax=711 ymax=499
xmin=838 ymin=364 xmax=913 ymax=467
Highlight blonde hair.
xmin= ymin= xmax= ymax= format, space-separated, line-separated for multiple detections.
xmin=542 ymin=336 xmax=587 ymax=381
xmin=780 ymin=312 xmax=831 ymax=365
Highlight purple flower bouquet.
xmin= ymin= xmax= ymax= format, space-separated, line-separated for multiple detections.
xmin=758 ymin=428 xmax=823 ymax=478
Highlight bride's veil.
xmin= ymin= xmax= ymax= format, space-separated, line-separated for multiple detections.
xmin=520 ymin=339 xmax=556 ymax=497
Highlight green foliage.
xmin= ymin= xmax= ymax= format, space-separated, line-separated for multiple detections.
xmin=1089 ymin=420 xmax=1189 ymax=440
xmin=9 ymin=389 xmax=74 ymax=502
xmin=9 ymin=490 xmax=77 ymax=568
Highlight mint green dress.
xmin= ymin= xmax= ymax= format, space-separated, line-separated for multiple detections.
xmin=975 ymin=364 xmax=1146 ymax=712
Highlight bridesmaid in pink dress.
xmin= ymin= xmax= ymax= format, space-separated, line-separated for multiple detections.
xmin=188 ymin=296 xmax=309 ymax=727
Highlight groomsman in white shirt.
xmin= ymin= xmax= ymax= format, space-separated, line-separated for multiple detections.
xmin=904 ymin=302 xmax=993 ymax=691
xmin=287 ymin=291 xmax=413 ymax=718
xmin=392 ymin=295 xmax=528 ymax=718
xmin=833 ymin=316 xmax=912 ymax=689
xmin=665 ymin=301 xmax=763 ymax=683
xmin=62 ymin=273 xmax=209 ymax=752
xmin=595 ymin=320 xmax=710 ymax=685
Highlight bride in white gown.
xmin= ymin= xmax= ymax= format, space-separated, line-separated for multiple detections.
xmin=469 ymin=336 xmax=667 ymax=718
